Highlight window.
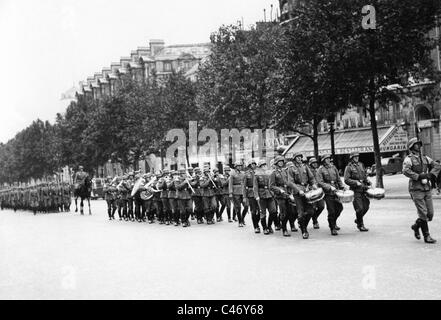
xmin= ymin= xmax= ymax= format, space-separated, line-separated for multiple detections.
xmin=164 ymin=62 xmax=172 ymax=72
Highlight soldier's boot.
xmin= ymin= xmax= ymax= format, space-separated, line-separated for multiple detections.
xmin=261 ymin=218 xmax=270 ymax=235
xmin=300 ymin=223 xmax=309 ymax=239
xmin=355 ymin=218 xmax=369 ymax=232
xmin=107 ymin=208 xmax=112 ymax=220
xmin=411 ymin=219 xmax=422 ymax=240
xmin=421 ymin=220 xmax=437 ymax=244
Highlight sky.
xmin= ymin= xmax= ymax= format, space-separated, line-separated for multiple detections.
xmin=0 ymin=0 xmax=279 ymax=143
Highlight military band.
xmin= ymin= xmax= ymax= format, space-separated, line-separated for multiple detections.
xmin=2 ymin=143 xmax=439 ymax=245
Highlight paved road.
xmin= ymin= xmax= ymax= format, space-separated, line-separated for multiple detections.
xmin=1 ymin=198 xmax=441 ymax=300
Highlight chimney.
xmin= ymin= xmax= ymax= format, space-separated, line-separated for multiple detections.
xmin=149 ymin=39 xmax=165 ymax=56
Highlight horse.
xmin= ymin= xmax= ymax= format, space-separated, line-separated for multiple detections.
xmin=74 ymin=177 xmax=92 ymax=215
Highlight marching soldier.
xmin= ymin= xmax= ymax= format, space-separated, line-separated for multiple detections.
xmin=283 ymin=161 xmax=299 ymax=232
xmin=403 ymin=138 xmax=440 ymax=244
xmin=153 ymin=173 xmax=164 ymax=224
xmin=269 ymin=156 xmax=295 ymax=237
xmin=30 ymin=186 xmax=39 ymax=215
xmin=189 ymin=167 xmax=204 ymax=224
xmin=344 ymin=152 xmax=371 ymax=232
xmin=317 ymin=154 xmax=345 ymax=236
xmin=117 ymin=175 xmax=130 ymax=221
xmin=200 ymin=167 xmax=218 ymax=224
xmin=168 ymin=171 xmax=179 ymax=226
xmin=158 ymin=170 xmax=171 ymax=225
xmin=287 ymin=152 xmax=318 ymax=239
xmin=254 ymin=159 xmax=277 ymax=235
xmin=126 ymin=172 xmax=136 ymax=222
xmin=308 ymin=157 xmax=326 ymax=229
xmin=104 ymin=177 xmax=118 ymax=220
xmin=243 ymin=159 xmax=259 ymax=233
xmin=176 ymin=168 xmax=193 ymax=227
xmin=216 ymin=166 xmax=231 ymax=222
xmin=229 ymin=161 xmax=246 ymax=227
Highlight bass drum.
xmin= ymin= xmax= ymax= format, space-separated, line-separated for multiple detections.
xmin=305 ymin=187 xmax=324 ymax=204
xmin=335 ymin=190 xmax=354 ymax=203
xmin=365 ymin=188 xmax=385 ymax=200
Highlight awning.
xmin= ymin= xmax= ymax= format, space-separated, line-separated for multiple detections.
xmin=283 ymin=125 xmax=408 ymax=158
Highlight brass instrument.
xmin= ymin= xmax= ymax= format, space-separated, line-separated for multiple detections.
xmin=207 ymin=173 xmax=218 ymax=189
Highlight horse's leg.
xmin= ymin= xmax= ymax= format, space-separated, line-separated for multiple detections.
xmin=80 ymin=198 xmax=84 ymax=215
xmin=88 ymin=197 xmax=91 ymax=215
xmin=75 ymin=196 xmax=78 ymax=212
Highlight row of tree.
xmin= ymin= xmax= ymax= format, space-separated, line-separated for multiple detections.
xmin=1 ymin=0 xmax=440 ymax=187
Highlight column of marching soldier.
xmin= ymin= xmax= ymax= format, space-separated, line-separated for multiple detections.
xmin=1 ymin=138 xmax=438 ymax=243
xmin=0 ymin=182 xmax=72 ymax=215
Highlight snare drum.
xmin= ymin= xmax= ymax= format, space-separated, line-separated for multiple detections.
xmin=304 ymin=188 xmax=325 ymax=204
xmin=335 ymin=190 xmax=354 ymax=203
xmin=365 ymin=187 xmax=385 ymax=200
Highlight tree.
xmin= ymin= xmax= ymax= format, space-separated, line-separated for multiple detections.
xmin=196 ymin=23 xmax=282 ymax=130
xmin=334 ymin=0 xmax=441 ymax=188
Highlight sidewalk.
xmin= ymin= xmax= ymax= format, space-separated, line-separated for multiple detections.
xmin=366 ymin=174 xmax=441 ymax=200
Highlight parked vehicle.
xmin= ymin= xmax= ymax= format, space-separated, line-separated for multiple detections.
xmin=368 ymin=157 xmax=403 ymax=176
xmin=91 ymin=178 xmax=105 ymax=200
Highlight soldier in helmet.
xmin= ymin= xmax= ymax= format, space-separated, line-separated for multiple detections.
xmin=188 ymin=167 xmax=204 ymax=224
xmin=254 ymin=159 xmax=277 ymax=234
xmin=229 ymin=160 xmax=246 ymax=227
xmin=308 ymin=157 xmax=326 ymax=230
xmin=168 ymin=171 xmax=180 ymax=226
xmin=216 ymin=166 xmax=231 ymax=222
xmin=270 ymin=155 xmax=296 ymax=237
xmin=287 ymin=152 xmax=318 ymax=239
xmin=200 ymin=166 xmax=218 ymax=224
xmin=243 ymin=159 xmax=258 ymax=232
xmin=317 ymin=154 xmax=346 ymax=236
xmin=403 ymin=138 xmax=440 ymax=244
xmin=283 ymin=161 xmax=299 ymax=232
xmin=344 ymin=152 xmax=371 ymax=232
xmin=126 ymin=172 xmax=136 ymax=222
xmin=176 ymin=168 xmax=193 ymax=227
xmin=158 ymin=169 xmax=172 ymax=225
xmin=104 ymin=176 xmax=118 ymax=220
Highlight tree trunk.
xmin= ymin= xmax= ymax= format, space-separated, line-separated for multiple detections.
xmin=313 ymin=116 xmax=319 ymax=160
xmin=368 ymin=89 xmax=384 ymax=189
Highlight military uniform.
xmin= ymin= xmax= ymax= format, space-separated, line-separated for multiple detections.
xmin=216 ymin=167 xmax=231 ymax=222
xmin=403 ymin=138 xmax=440 ymax=243
xmin=344 ymin=152 xmax=371 ymax=231
xmin=176 ymin=169 xmax=193 ymax=227
xmin=270 ymin=156 xmax=296 ymax=237
xmin=283 ymin=162 xmax=299 ymax=232
xmin=243 ymin=160 xmax=259 ymax=232
xmin=200 ymin=168 xmax=218 ymax=224
xmin=308 ymin=158 xmax=326 ymax=229
xmin=104 ymin=178 xmax=118 ymax=220
xmin=253 ymin=160 xmax=277 ymax=234
xmin=229 ymin=161 xmax=246 ymax=226
xmin=287 ymin=153 xmax=317 ymax=239
xmin=317 ymin=155 xmax=344 ymax=235
xmin=167 ymin=172 xmax=179 ymax=226
xmin=158 ymin=170 xmax=172 ymax=225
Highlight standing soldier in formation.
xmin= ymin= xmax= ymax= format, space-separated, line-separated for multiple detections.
xmin=317 ymin=154 xmax=345 ymax=236
xmin=117 ymin=175 xmax=130 ymax=221
xmin=158 ymin=170 xmax=171 ymax=225
xmin=176 ymin=168 xmax=193 ymax=227
xmin=254 ymin=159 xmax=277 ymax=235
xmin=168 ymin=171 xmax=179 ymax=226
xmin=269 ymin=156 xmax=295 ymax=237
xmin=403 ymin=138 xmax=440 ymax=244
xmin=283 ymin=161 xmax=298 ymax=232
xmin=189 ymin=167 xmax=204 ymax=224
xmin=200 ymin=167 xmax=217 ymax=224
xmin=215 ymin=166 xmax=231 ymax=222
xmin=104 ymin=177 xmax=118 ymax=220
xmin=287 ymin=152 xmax=318 ymax=239
xmin=153 ymin=172 xmax=164 ymax=224
xmin=308 ymin=157 xmax=325 ymax=230
xmin=344 ymin=152 xmax=371 ymax=232
xmin=229 ymin=161 xmax=246 ymax=227
xmin=243 ymin=159 xmax=259 ymax=233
